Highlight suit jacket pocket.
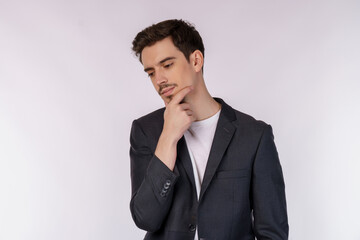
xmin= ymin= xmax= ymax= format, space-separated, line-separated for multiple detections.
xmin=216 ymin=169 xmax=249 ymax=179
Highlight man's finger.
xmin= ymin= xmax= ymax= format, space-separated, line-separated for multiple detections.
xmin=164 ymin=100 xmax=169 ymax=107
xmin=170 ymin=86 xmax=193 ymax=105
xmin=180 ymin=103 xmax=191 ymax=111
xmin=185 ymin=110 xmax=193 ymax=116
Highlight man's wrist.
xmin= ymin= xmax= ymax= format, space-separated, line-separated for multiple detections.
xmin=154 ymin=132 xmax=178 ymax=170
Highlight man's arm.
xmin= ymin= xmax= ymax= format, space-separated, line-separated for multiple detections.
xmin=252 ymin=124 xmax=289 ymax=239
xmin=129 ymin=87 xmax=194 ymax=232
xmin=129 ymin=119 xmax=179 ymax=232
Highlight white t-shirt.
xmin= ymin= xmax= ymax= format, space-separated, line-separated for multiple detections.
xmin=184 ymin=108 xmax=221 ymax=240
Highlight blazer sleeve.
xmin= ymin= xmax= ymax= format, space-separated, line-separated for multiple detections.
xmin=252 ymin=124 xmax=289 ymax=239
xmin=129 ymin=119 xmax=179 ymax=232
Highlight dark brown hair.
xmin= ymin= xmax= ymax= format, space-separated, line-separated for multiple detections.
xmin=132 ymin=19 xmax=205 ymax=64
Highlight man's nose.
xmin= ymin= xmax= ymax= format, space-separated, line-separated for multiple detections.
xmin=155 ymin=72 xmax=167 ymax=85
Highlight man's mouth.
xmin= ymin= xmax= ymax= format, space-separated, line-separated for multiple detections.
xmin=161 ymin=87 xmax=175 ymax=97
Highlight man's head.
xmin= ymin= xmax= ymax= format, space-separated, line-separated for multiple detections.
xmin=132 ymin=19 xmax=204 ymax=64
xmin=132 ymin=19 xmax=205 ymax=104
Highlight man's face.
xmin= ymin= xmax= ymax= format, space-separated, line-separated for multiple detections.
xmin=141 ymin=37 xmax=196 ymax=104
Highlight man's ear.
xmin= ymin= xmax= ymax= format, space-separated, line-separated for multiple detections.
xmin=190 ymin=50 xmax=204 ymax=73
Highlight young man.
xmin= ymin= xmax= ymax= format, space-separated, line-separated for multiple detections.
xmin=129 ymin=19 xmax=288 ymax=240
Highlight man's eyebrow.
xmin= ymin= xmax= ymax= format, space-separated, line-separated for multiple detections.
xmin=159 ymin=56 xmax=176 ymax=64
xmin=144 ymin=57 xmax=176 ymax=72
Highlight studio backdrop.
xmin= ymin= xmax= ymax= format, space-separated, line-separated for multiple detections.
xmin=0 ymin=0 xmax=359 ymax=239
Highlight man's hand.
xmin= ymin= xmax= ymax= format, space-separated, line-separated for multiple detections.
xmin=154 ymin=86 xmax=195 ymax=170
xmin=163 ymin=86 xmax=195 ymax=142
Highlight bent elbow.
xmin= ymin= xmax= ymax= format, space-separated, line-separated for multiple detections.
xmin=130 ymin=200 xmax=163 ymax=232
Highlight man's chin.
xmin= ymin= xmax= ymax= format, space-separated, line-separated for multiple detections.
xmin=162 ymin=96 xmax=172 ymax=105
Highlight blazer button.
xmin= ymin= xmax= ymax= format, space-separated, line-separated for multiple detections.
xmin=164 ymin=180 xmax=171 ymax=190
xmin=160 ymin=190 xmax=166 ymax=197
xmin=188 ymin=224 xmax=196 ymax=232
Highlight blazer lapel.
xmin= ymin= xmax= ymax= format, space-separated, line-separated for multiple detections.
xmin=199 ymin=98 xmax=237 ymax=201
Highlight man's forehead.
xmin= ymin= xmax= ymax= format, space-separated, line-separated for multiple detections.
xmin=141 ymin=37 xmax=180 ymax=66
xmin=142 ymin=53 xmax=176 ymax=67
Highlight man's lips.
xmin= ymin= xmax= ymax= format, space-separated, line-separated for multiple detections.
xmin=161 ymin=87 xmax=175 ymax=96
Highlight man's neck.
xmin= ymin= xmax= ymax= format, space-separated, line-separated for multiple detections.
xmin=186 ymin=87 xmax=221 ymax=122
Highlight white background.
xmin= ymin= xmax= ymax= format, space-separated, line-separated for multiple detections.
xmin=1 ymin=0 xmax=359 ymax=239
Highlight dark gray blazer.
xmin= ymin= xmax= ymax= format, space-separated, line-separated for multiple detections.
xmin=129 ymin=98 xmax=288 ymax=240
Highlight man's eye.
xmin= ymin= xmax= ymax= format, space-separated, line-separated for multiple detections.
xmin=164 ymin=63 xmax=173 ymax=68
xmin=148 ymin=72 xmax=154 ymax=77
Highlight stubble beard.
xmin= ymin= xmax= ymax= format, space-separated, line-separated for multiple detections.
xmin=158 ymin=83 xmax=178 ymax=100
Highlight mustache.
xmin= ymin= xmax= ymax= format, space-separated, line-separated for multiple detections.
xmin=158 ymin=83 xmax=178 ymax=95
